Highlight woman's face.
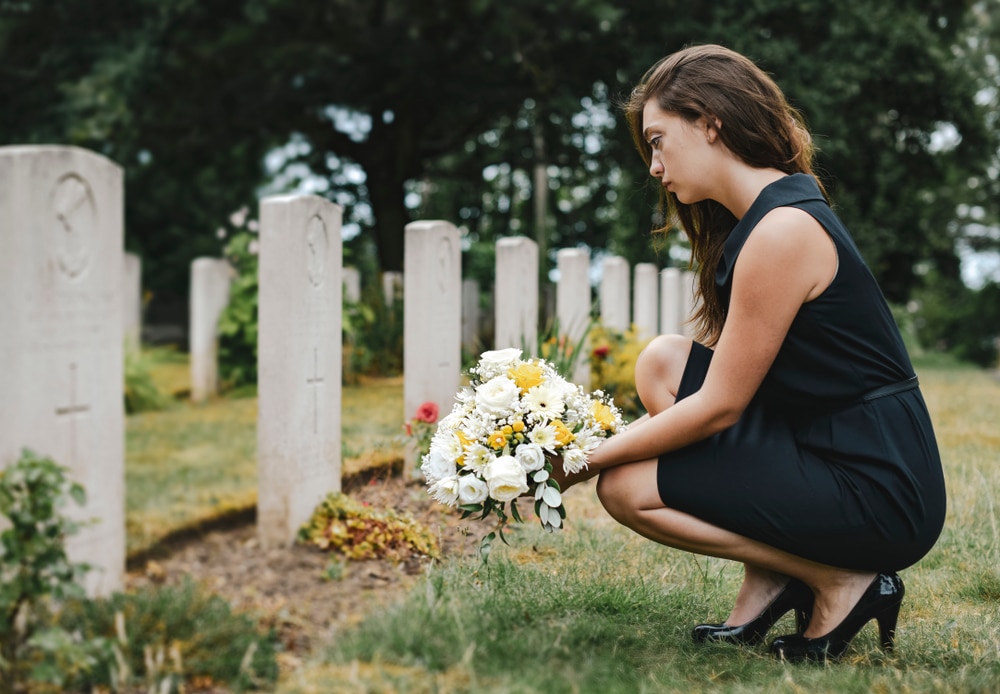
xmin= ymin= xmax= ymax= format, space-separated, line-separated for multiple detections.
xmin=641 ymin=100 xmax=716 ymax=205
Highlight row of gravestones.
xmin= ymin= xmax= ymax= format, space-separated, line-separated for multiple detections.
xmin=0 ymin=146 xmax=700 ymax=598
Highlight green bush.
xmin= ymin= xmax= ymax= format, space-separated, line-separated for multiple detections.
xmin=343 ymin=284 xmax=404 ymax=381
xmin=217 ymin=230 xmax=260 ymax=391
xmin=0 ymin=449 xmax=100 ymax=692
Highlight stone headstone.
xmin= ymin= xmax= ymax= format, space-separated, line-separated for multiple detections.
xmin=257 ymin=194 xmax=343 ymax=548
xmin=633 ymin=262 xmax=659 ymax=340
xmin=0 ymin=145 xmax=125 ymax=597
xmin=462 ymin=278 xmax=480 ymax=354
xmin=682 ymin=270 xmax=699 ymax=339
xmin=660 ymin=267 xmax=682 ymax=336
xmin=600 ymin=255 xmax=630 ymax=333
xmin=382 ymin=270 xmax=403 ymax=307
xmin=123 ymin=252 xmax=142 ymax=353
xmin=189 ymin=258 xmax=233 ymax=402
xmin=404 ymin=221 xmax=461 ymax=474
xmin=494 ymin=236 xmax=539 ymax=352
xmin=556 ymin=248 xmax=591 ymax=387
xmin=343 ymin=266 xmax=361 ymax=303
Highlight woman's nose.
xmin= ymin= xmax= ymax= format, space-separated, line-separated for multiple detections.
xmin=649 ymin=156 xmax=663 ymax=178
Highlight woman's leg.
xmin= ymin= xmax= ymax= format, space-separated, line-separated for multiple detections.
xmin=595 ymin=461 xmax=876 ymax=636
xmin=598 ymin=334 xmax=876 ymax=635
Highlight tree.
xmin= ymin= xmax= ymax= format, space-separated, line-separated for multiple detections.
xmin=2 ymin=0 xmax=997 ymax=313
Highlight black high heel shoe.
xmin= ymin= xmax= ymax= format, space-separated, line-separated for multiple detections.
xmin=692 ymin=578 xmax=813 ymax=646
xmin=769 ymin=572 xmax=904 ymax=663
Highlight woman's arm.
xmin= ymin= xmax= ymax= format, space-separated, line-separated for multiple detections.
xmin=586 ymin=206 xmax=836 ymax=470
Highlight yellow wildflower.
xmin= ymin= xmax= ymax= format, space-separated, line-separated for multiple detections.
xmin=551 ymin=420 xmax=575 ymax=447
xmin=487 ymin=430 xmax=507 ymax=450
xmin=508 ymin=361 xmax=545 ymax=392
xmin=512 ymin=420 xmax=525 ymax=433
xmin=591 ymin=401 xmax=616 ymax=431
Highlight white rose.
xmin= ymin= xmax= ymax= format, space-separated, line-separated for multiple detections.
xmin=478 ymin=348 xmax=522 ymax=373
xmin=457 ymin=474 xmax=489 ymax=505
xmin=429 ymin=476 xmax=460 ymax=507
xmin=515 ymin=443 xmax=546 ymax=473
xmin=421 ymin=449 xmax=457 ymax=483
xmin=483 ymin=455 xmax=529 ymax=502
xmin=475 ymin=376 xmax=520 ymax=417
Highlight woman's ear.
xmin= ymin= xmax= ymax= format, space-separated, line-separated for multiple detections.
xmin=705 ymin=115 xmax=722 ymax=144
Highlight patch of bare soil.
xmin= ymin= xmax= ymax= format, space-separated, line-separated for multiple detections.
xmin=125 ymin=470 xmax=482 ymax=671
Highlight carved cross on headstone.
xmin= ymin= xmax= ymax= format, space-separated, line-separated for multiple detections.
xmin=305 ymin=347 xmax=324 ymax=435
xmin=55 ymin=362 xmax=90 ymax=466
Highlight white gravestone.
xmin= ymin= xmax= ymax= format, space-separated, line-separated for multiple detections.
xmin=494 ymin=236 xmax=539 ymax=352
xmin=123 ymin=252 xmax=142 ymax=353
xmin=600 ymin=255 xmax=630 ymax=333
xmin=682 ymin=270 xmax=699 ymax=339
xmin=633 ymin=262 xmax=659 ymax=341
xmin=189 ymin=258 xmax=233 ymax=402
xmin=659 ymin=267 xmax=683 ymax=336
xmin=556 ymin=248 xmax=591 ymax=387
xmin=257 ymin=195 xmax=343 ymax=548
xmin=0 ymin=145 xmax=124 ymax=597
xmin=462 ymin=278 xmax=480 ymax=354
xmin=383 ymin=270 xmax=403 ymax=307
xmin=404 ymin=221 xmax=461 ymax=474
xmin=343 ymin=266 xmax=361 ymax=303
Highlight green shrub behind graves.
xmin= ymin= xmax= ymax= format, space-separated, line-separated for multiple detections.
xmin=217 ymin=230 xmax=260 ymax=392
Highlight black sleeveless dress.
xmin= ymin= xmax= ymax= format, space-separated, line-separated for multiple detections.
xmin=656 ymin=173 xmax=947 ymax=571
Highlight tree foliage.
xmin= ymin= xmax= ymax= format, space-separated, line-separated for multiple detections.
xmin=1 ymin=0 xmax=997 ymax=310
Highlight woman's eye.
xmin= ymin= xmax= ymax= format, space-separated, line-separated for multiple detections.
xmin=648 ymin=136 xmax=661 ymax=150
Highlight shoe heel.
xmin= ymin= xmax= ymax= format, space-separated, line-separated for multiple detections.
xmin=875 ymin=601 xmax=901 ymax=652
xmin=794 ymin=607 xmax=809 ymax=634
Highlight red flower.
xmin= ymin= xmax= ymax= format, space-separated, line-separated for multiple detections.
xmin=592 ymin=345 xmax=610 ymax=358
xmin=414 ymin=401 xmax=439 ymax=423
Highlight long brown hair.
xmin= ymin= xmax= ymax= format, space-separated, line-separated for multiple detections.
xmin=624 ymin=44 xmax=823 ymax=345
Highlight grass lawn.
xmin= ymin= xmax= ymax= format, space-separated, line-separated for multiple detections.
xmin=128 ymin=351 xmax=1000 ymax=692
xmin=125 ymin=349 xmax=405 ymax=554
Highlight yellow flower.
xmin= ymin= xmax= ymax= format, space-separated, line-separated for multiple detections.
xmin=512 ymin=420 xmax=525 ymax=433
xmin=508 ymin=361 xmax=545 ymax=392
xmin=591 ymin=401 xmax=616 ymax=431
xmin=488 ymin=430 xmax=507 ymax=450
xmin=551 ymin=420 xmax=575 ymax=447
xmin=456 ymin=430 xmax=473 ymax=450
xmin=501 ymin=425 xmax=513 ymax=436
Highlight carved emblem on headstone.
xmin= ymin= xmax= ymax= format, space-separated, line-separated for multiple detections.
xmin=51 ymin=173 xmax=96 ymax=280
xmin=305 ymin=215 xmax=328 ymax=288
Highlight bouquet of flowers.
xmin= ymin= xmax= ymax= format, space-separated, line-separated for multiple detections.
xmin=420 ymin=348 xmax=625 ymax=555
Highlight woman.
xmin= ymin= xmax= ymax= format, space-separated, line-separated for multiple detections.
xmin=554 ymin=45 xmax=947 ymax=662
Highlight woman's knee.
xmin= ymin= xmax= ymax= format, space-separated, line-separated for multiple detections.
xmin=596 ymin=465 xmax=642 ymax=522
xmin=635 ymin=334 xmax=692 ymax=414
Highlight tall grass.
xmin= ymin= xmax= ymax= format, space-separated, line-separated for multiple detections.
xmin=278 ymin=362 xmax=1000 ymax=693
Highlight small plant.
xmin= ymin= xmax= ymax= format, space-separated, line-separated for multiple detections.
xmin=0 ymin=449 xmax=99 ymax=692
xmin=588 ymin=323 xmax=652 ymax=421
xmin=124 ymin=347 xmax=171 ymax=414
xmin=343 ymin=285 xmax=404 ymax=381
xmin=299 ymin=492 xmax=439 ymax=561
xmin=532 ymin=315 xmax=595 ymax=380
xmin=404 ymin=401 xmax=439 ymax=461
xmin=57 ymin=579 xmax=280 ymax=693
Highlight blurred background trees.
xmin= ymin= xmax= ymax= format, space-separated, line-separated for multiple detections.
xmin=2 ymin=0 xmax=998 ymax=364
